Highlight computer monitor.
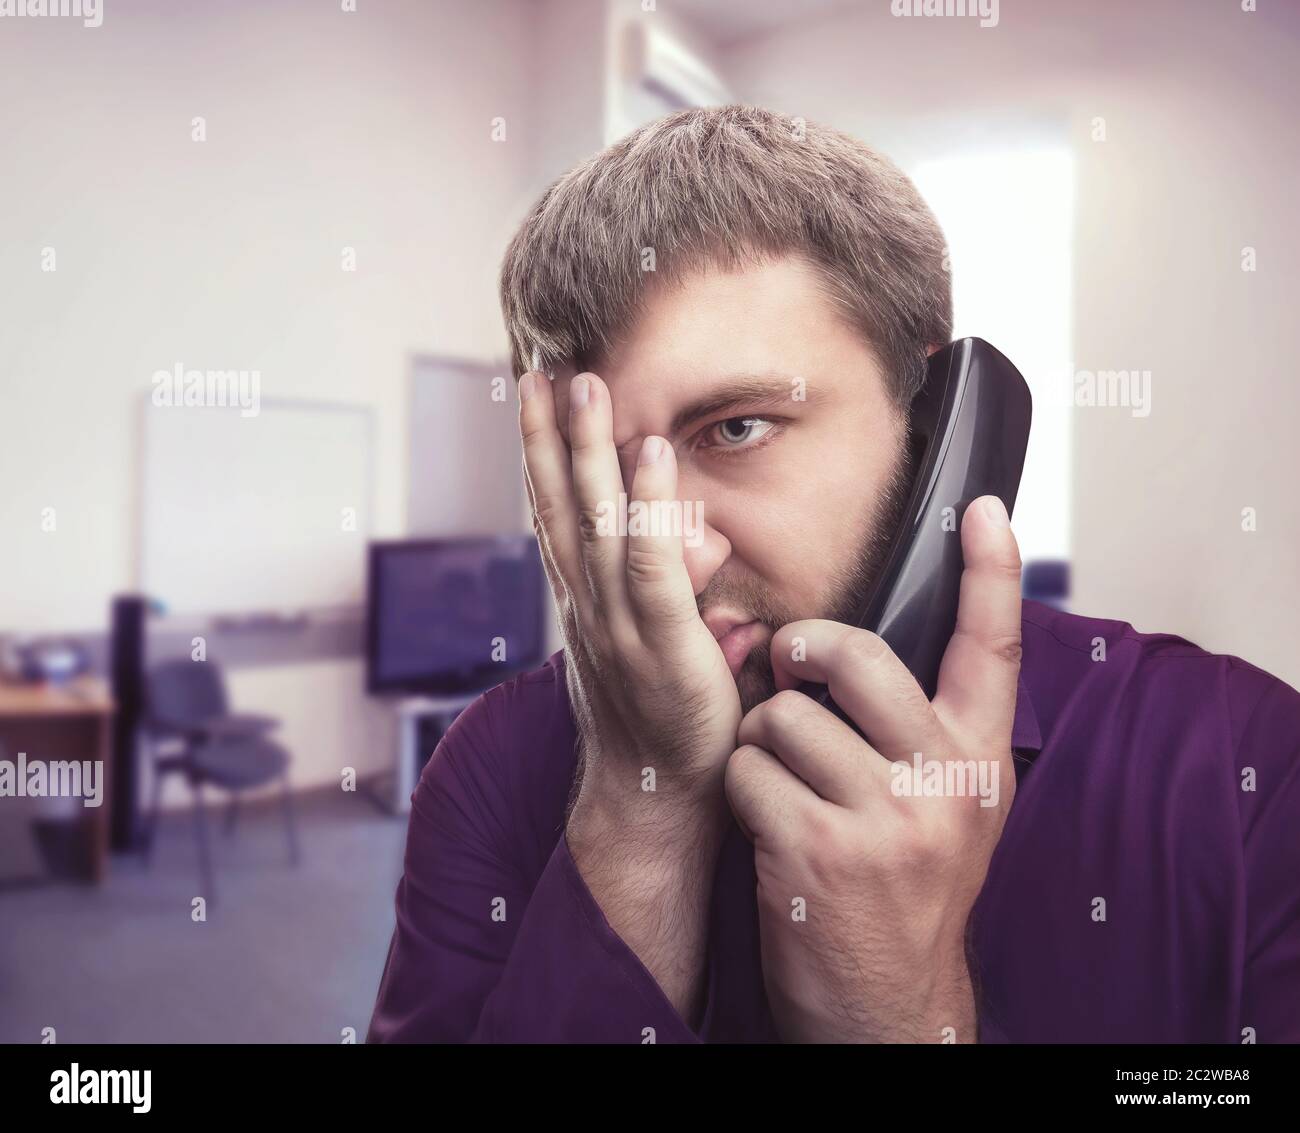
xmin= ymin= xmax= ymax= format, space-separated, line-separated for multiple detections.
xmin=366 ymin=536 xmax=546 ymax=695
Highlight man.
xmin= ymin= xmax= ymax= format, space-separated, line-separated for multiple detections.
xmin=367 ymin=105 xmax=1300 ymax=1043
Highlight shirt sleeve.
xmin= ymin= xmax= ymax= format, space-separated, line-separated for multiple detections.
xmin=1232 ymin=663 xmax=1300 ymax=1044
xmin=366 ymin=691 xmax=699 ymax=1044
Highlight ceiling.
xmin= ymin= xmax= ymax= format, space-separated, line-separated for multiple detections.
xmin=666 ymin=0 xmax=864 ymax=50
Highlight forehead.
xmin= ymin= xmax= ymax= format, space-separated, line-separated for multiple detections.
xmin=612 ymin=254 xmax=850 ymax=387
xmin=551 ymin=254 xmax=885 ymax=438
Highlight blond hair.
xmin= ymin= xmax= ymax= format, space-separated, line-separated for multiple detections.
xmin=498 ymin=104 xmax=951 ymax=408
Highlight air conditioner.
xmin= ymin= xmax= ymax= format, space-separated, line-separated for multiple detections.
xmin=620 ymin=19 xmax=731 ymax=110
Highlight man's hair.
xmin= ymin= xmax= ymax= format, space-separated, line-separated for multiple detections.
xmin=498 ymin=104 xmax=952 ymax=409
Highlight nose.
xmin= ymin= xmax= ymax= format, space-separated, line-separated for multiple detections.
xmin=665 ymin=460 xmax=732 ymax=600
xmin=682 ymin=514 xmax=731 ymax=599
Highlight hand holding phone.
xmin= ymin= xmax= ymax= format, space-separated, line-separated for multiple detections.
xmin=727 ymin=489 xmax=1026 ymax=1042
xmin=723 ymin=338 xmax=1031 ymax=1043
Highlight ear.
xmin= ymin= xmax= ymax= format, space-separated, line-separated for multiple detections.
xmin=925 ymin=341 xmax=944 ymax=358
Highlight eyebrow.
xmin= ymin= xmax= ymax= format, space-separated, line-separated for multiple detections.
xmin=610 ymin=372 xmax=821 ymax=460
xmin=666 ymin=372 xmax=818 ymax=434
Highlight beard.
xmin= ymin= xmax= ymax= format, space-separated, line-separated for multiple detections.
xmin=696 ymin=449 xmax=915 ymax=714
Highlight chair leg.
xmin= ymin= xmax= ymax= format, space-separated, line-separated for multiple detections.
xmin=280 ymin=774 xmax=300 ymax=866
xmin=192 ymin=781 xmax=216 ymax=907
xmin=224 ymin=793 xmax=240 ymax=837
xmin=143 ymin=765 xmax=165 ymax=869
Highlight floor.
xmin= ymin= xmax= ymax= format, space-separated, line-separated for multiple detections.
xmin=0 ymin=787 xmax=408 ymax=1043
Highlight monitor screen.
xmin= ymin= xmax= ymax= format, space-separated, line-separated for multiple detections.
xmin=366 ymin=536 xmax=546 ymax=695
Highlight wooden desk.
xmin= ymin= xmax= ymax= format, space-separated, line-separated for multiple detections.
xmin=0 ymin=677 xmax=115 ymax=883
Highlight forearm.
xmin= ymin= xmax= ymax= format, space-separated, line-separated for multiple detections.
xmin=566 ymin=761 xmax=730 ymax=1029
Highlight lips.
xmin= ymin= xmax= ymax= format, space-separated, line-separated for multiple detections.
xmin=703 ymin=610 xmax=751 ymax=642
xmin=703 ymin=611 xmax=769 ymax=677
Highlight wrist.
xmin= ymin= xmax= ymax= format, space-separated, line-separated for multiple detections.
xmin=574 ymin=731 xmax=729 ymax=819
xmin=567 ymin=757 xmax=731 ymax=878
xmin=564 ymin=754 xmax=729 ymax=1031
xmin=899 ymin=949 xmax=976 ymax=1044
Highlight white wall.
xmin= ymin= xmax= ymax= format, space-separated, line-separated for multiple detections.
xmin=717 ymin=0 xmax=1300 ymax=689
xmin=0 ymin=0 xmax=540 ymax=801
xmin=4 ymin=1 xmax=1296 ymax=821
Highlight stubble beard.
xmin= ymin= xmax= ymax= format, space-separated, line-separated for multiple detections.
xmin=699 ymin=449 xmax=915 ymax=715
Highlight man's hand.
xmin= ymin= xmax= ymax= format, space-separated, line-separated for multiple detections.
xmin=724 ymin=495 xmax=1022 ymax=1043
xmin=519 ymin=368 xmax=739 ymax=1024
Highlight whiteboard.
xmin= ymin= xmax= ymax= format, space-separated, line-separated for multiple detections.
xmin=141 ymin=398 xmax=373 ymax=615
xmin=407 ymin=354 xmax=525 ymax=536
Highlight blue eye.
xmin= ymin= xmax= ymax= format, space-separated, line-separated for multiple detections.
xmin=711 ymin=416 xmax=775 ymax=448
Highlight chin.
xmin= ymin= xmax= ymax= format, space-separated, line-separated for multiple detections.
xmin=735 ymin=651 xmax=778 ymax=715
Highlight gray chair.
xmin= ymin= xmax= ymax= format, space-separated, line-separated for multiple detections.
xmin=142 ymin=658 xmax=299 ymax=904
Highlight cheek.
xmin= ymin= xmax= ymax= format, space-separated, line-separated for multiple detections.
xmin=694 ymin=476 xmax=848 ymax=608
xmin=768 ymin=485 xmax=867 ymax=604
xmin=718 ymin=499 xmax=787 ymax=578
xmin=718 ymin=426 xmax=898 ymax=596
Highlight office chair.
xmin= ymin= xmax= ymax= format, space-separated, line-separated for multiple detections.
xmin=142 ymin=658 xmax=299 ymax=904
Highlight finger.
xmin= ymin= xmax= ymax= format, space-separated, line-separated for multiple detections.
xmin=724 ymin=743 xmax=818 ymax=850
xmin=566 ymin=371 xmax=630 ymax=615
xmin=519 ymin=422 xmax=560 ymax=593
xmin=736 ymin=689 xmax=887 ymax=807
xmin=769 ymin=620 xmax=943 ymax=762
xmin=519 ymin=386 xmax=568 ymax=617
xmin=623 ymin=435 xmax=700 ymax=641
xmin=522 ymin=453 xmax=576 ymax=639
xmin=933 ymin=495 xmax=1023 ymax=746
xmin=519 ymin=370 xmax=582 ymax=604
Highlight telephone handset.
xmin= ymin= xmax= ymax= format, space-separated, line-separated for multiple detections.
xmin=809 ymin=338 xmax=1032 ymax=724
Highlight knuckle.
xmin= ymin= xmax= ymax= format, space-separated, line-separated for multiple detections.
xmin=986 ymin=632 xmax=1023 ymax=666
xmin=806 ymin=812 xmax=860 ymax=879
xmin=532 ymin=494 xmax=566 ymax=535
xmin=991 ymin=552 xmax=1023 ymax=581
xmin=575 ymin=502 xmax=608 ymax=546
xmin=766 ymin=688 xmax=809 ymax=728
xmin=806 ymin=807 xmax=847 ymax=856
xmin=520 ymin=414 xmax=550 ymax=444
xmin=888 ymin=814 xmax=944 ymax=868
xmin=726 ymin=743 xmax=766 ymax=785
xmin=840 ymin=627 xmax=889 ymax=671
xmin=568 ymin=423 xmax=605 ymax=455
xmin=624 ymin=544 xmax=672 ymax=588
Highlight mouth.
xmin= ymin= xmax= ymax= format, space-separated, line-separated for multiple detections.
xmin=703 ymin=612 xmax=771 ymax=677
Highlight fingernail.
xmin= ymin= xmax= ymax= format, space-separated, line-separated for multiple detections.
xmin=519 ymin=372 xmax=535 ymax=401
xmin=638 ymin=436 xmax=664 ymax=466
xmin=570 ymin=375 xmax=590 ymax=411
xmin=982 ymin=496 xmax=1009 ymax=527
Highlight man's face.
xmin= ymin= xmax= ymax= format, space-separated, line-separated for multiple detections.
xmin=551 ymin=254 xmax=912 ymax=712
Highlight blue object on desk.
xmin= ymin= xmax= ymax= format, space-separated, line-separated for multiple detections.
xmin=1022 ymin=559 xmax=1071 ymax=610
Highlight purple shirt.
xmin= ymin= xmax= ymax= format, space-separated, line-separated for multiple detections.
xmin=366 ymin=599 xmax=1300 ymax=1043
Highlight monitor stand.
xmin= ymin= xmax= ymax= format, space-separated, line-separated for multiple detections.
xmin=367 ymin=694 xmax=477 ymax=815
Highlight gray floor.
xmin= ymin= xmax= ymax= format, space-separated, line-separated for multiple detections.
xmin=0 ymin=786 xmax=408 ymax=1043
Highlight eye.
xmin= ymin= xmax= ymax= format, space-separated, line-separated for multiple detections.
xmin=702 ymin=415 xmax=777 ymax=452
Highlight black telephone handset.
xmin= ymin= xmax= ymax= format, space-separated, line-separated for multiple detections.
xmin=809 ymin=338 xmax=1032 ymax=726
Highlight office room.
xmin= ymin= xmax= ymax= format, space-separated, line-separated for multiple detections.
xmin=1 ymin=0 xmax=1298 ymax=1093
